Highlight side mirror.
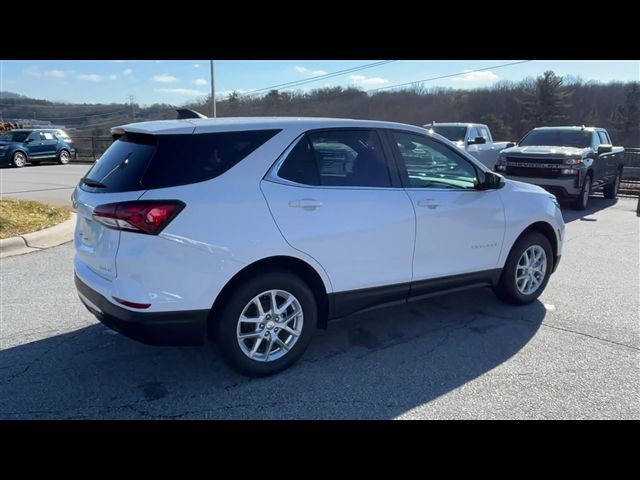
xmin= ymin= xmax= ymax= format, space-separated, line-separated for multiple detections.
xmin=478 ymin=171 xmax=506 ymax=190
xmin=468 ymin=136 xmax=486 ymax=145
xmin=506 ymin=142 xmax=516 ymax=148
xmin=597 ymin=144 xmax=612 ymax=154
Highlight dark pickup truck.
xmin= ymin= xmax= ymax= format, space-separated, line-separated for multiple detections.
xmin=495 ymin=126 xmax=624 ymax=210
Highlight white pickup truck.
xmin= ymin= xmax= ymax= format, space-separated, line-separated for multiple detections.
xmin=424 ymin=122 xmax=513 ymax=169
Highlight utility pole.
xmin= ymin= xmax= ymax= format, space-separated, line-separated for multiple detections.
xmin=127 ymin=95 xmax=136 ymax=121
xmin=210 ymin=60 xmax=216 ymax=118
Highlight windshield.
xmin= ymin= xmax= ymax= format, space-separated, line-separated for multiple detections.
xmin=429 ymin=126 xmax=467 ymax=143
xmin=0 ymin=131 xmax=29 ymax=142
xmin=519 ymin=130 xmax=592 ymax=148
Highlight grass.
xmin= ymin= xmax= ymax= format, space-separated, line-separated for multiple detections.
xmin=0 ymin=199 xmax=70 ymax=239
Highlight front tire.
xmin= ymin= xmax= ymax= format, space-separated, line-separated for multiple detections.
xmin=215 ymin=272 xmax=317 ymax=377
xmin=573 ymin=174 xmax=591 ymax=210
xmin=12 ymin=151 xmax=27 ymax=168
xmin=603 ymin=170 xmax=621 ymax=199
xmin=493 ymin=231 xmax=553 ymax=305
xmin=58 ymin=149 xmax=71 ymax=165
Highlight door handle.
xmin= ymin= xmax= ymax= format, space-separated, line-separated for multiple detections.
xmin=417 ymin=199 xmax=440 ymax=209
xmin=288 ymin=199 xmax=323 ymax=210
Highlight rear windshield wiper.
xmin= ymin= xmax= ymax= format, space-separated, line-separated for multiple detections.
xmin=80 ymin=177 xmax=107 ymax=188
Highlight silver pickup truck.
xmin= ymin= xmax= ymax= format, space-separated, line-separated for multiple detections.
xmin=424 ymin=122 xmax=512 ymax=169
xmin=495 ymin=126 xmax=624 ymax=210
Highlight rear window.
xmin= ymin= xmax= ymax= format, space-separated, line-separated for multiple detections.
xmin=81 ymin=129 xmax=280 ymax=193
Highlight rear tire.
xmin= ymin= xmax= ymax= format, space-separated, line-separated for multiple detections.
xmin=493 ymin=231 xmax=553 ymax=305
xmin=603 ymin=170 xmax=621 ymax=199
xmin=573 ymin=174 xmax=591 ymax=210
xmin=58 ymin=149 xmax=71 ymax=165
xmin=215 ymin=272 xmax=317 ymax=377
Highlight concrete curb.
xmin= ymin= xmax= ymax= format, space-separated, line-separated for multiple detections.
xmin=0 ymin=212 xmax=76 ymax=259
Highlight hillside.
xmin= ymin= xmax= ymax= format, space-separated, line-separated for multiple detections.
xmin=1 ymin=71 xmax=638 ymax=146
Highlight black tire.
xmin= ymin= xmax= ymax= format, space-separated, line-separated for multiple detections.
xmin=58 ymin=149 xmax=71 ymax=165
xmin=12 ymin=151 xmax=27 ymax=168
xmin=493 ymin=231 xmax=553 ymax=305
xmin=215 ymin=271 xmax=317 ymax=377
xmin=603 ymin=170 xmax=621 ymax=199
xmin=573 ymin=173 xmax=592 ymax=210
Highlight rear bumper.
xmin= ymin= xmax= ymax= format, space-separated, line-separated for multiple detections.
xmin=504 ymin=175 xmax=582 ymax=197
xmin=75 ymin=274 xmax=209 ymax=346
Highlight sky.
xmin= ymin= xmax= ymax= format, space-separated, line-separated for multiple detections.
xmin=1 ymin=60 xmax=638 ymax=106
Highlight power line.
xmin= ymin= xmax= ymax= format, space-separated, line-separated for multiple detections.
xmin=365 ymin=60 xmax=532 ymax=93
xmin=237 ymin=60 xmax=397 ymax=98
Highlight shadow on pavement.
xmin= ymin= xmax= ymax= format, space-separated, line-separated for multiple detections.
xmin=560 ymin=196 xmax=618 ymax=223
xmin=0 ymin=287 xmax=546 ymax=419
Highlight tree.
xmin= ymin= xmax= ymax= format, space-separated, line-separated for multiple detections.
xmin=611 ymin=82 xmax=640 ymax=146
xmin=520 ymin=70 xmax=572 ymax=129
xmin=480 ymin=113 xmax=513 ymax=140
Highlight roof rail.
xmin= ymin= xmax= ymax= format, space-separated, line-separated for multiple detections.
xmin=176 ymin=109 xmax=208 ymax=120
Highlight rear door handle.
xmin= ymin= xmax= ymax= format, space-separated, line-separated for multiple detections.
xmin=417 ymin=199 xmax=440 ymax=209
xmin=289 ymin=199 xmax=323 ymax=210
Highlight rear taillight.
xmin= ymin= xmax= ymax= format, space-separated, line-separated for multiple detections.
xmin=93 ymin=200 xmax=185 ymax=235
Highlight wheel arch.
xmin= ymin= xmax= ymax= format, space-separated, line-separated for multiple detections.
xmin=512 ymin=221 xmax=558 ymax=270
xmin=207 ymin=255 xmax=330 ymax=337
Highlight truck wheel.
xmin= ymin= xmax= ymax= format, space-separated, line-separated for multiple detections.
xmin=493 ymin=231 xmax=553 ymax=305
xmin=215 ymin=271 xmax=317 ymax=377
xmin=573 ymin=174 xmax=591 ymax=210
xmin=603 ymin=171 xmax=621 ymax=199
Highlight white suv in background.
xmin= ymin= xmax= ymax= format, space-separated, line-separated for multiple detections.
xmin=73 ymin=117 xmax=565 ymax=376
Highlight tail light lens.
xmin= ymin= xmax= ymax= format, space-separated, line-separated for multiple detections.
xmin=93 ymin=200 xmax=185 ymax=235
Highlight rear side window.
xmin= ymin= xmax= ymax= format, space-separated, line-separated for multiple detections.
xmin=81 ymin=129 xmax=280 ymax=193
xmin=278 ymin=129 xmax=391 ymax=187
xmin=598 ymin=131 xmax=610 ymax=145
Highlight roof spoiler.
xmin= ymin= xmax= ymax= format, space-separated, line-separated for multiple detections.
xmin=176 ymin=109 xmax=208 ymax=120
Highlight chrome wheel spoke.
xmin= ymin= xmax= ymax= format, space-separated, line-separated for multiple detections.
xmin=248 ymin=337 xmax=263 ymax=359
xmin=237 ymin=289 xmax=304 ymax=363
xmin=275 ymin=338 xmax=290 ymax=352
xmin=239 ymin=331 xmax=262 ymax=340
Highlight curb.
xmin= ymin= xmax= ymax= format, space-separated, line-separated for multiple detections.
xmin=0 ymin=212 xmax=76 ymax=259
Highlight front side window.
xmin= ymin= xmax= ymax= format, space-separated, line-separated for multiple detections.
xmin=468 ymin=127 xmax=480 ymax=142
xmin=392 ymin=131 xmax=478 ymax=190
xmin=477 ymin=127 xmax=490 ymax=142
xmin=598 ymin=131 xmax=610 ymax=145
xmin=278 ymin=129 xmax=391 ymax=188
xmin=27 ymin=132 xmax=42 ymax=142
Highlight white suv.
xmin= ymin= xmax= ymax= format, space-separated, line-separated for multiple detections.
xmin=73 ymin=117 xmax=565 ymax=376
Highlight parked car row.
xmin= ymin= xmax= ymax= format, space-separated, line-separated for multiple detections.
xmin=0 ymin=128 xmax=76 ymax=167
xmin=73 ymin=117 xmax=565 ymax=376
xmin=425 ymin=122 xmax=624 ymax=210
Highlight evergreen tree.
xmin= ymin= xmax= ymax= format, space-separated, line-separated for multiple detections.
xmin=611 ymin=82 xmax=640 ymax=146
xmin=520 ymin=71 xmax=572 ymax=130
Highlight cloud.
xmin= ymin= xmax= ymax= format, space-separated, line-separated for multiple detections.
xmin=349 ymin=75 xmax=389 ymax=86
xmin=295 ymin=66 xmax=327 ymax=77
xmin=44 ymin=70 xmax=66 ymax=78
xmin=77 ymin=74 xmax=104 ymax=82
xmin=153 ymin=73 xmax=179 ymax=83
xmin=194 ymin=78 xmax=207 ymax=86
xmin=24 ymin=66 xmax=41 ymax=77
xmin=154 ymin=88 xmax=207 ymax=96
xmin=451 ymin=70 xmax=499 ymax=82
xmin=194 ymin=64 xmax=201 ymax=68
xmin=109 ymin=74 xmax=118 ymax=80
xmin=122 ymin=68 xmax=133 ymax=76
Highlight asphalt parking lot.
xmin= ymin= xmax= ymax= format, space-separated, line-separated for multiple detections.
xmin=0 ymin=194 xmax=637 ymax=419
xmin=0 ymin=163 xmax=91 ymax=208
